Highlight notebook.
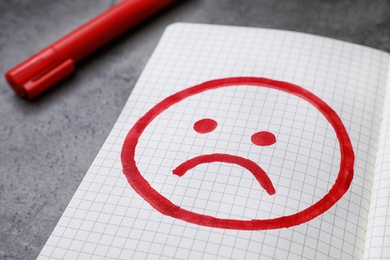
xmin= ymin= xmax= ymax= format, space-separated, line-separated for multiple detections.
xmin=37 ymin=23 xmax=390 ymax=259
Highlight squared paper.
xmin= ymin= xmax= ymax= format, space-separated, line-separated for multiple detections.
xmin=38 ymin=23 xmax=390 ymax=259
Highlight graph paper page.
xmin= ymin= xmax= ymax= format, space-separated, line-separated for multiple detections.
xmin=364 ymin=62 xmax=390 ymax=259
xmin=38 ymin=23 xmax=389 ymax=259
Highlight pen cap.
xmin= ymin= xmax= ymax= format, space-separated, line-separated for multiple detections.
xmin=5 ymin=48 xmax=74 ymax=99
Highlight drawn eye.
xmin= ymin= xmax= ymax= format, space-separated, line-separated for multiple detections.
xmin=193 ymin=118 xmax=218 ymax=134
xmin=251 ymin=131 xmax=276 ymax=146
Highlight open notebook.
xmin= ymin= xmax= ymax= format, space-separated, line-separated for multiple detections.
xmin=38 ymin=23 xmax=390 ymax=259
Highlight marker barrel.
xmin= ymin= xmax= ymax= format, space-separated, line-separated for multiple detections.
xmin=6 ymin=0 xmax=175 ymax=99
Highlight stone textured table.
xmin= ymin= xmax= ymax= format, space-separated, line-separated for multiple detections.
xmin=0 ymin=0 xmax=389 ymax=259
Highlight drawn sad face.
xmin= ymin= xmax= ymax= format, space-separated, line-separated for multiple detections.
xmin=121 ymin=77 xmax=354 ymax=230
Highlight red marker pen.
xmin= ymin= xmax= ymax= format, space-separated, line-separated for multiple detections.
xmin=5 ymin=0 xmax=176 ymax=99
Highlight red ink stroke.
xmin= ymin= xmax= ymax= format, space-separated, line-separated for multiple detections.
xmin=173 ymin=154 xmax=276 ymax=195
xmin=194 ymin=118 xmax=218 ymax=134
xmin=121 ymin=77 xmax=354 ymax=230
xmin=251 ymin=131 xmax=276 ymax=146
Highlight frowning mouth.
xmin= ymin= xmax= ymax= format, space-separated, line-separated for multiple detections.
xmin=172 ymin=153 xmax=276 ymax=195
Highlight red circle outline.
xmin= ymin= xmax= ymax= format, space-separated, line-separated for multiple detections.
xmin=121 ymin=77 xmax=354 ymax=230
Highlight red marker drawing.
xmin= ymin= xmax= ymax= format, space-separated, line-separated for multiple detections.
xmin=173 ymin=153 xmax=276 ymax=196
xmin=5 ymin=0 xmax=176 ymax=99
xmin=178 ymin=120 xmax=277 ymax=195
xmin=121 ymin=77 xmax=354 ymax=230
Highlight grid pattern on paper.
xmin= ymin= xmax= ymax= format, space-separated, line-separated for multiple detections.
xmin=364 ymin=62 xmax=390 ymax=259
xmin=37 ymin=23 xmax=390 ymax=260
xmin=135 ymin=84 xmax=341 ymax=221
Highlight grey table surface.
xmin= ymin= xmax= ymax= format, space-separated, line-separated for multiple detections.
xmin=0 ymin=0 xmax=389 ymax=259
